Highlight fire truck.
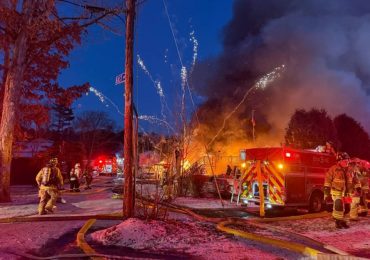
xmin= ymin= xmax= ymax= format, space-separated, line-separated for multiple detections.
xmin=93 ymin=156 xmax=118 ymax=175
xmin=238 ymin=147 xmax=336 ymax=212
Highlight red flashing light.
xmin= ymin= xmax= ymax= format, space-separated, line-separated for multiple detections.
xmin=285 ymin=152 xmax=291 ymax=158
xmin=99 ymin=160 xmax=103 ymax=164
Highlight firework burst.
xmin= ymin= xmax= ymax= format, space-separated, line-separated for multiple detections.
xmin=207 ymin=64 xmax=286 ymax=147
xmin=88 ymin=87 xmax=123 ymax=116
xmin=138 ymin=115 xmax=175 ymax=133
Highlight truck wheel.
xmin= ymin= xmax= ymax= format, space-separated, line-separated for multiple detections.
xmin=309 ymin=192 xmax=323 ymax=213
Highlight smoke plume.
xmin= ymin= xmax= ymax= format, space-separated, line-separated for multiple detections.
xmin=191 ymin=0 xmax=370 ymax=152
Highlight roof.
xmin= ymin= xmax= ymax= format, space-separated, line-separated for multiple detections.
xmin=13 ymin=139 xmax=53 ymax=158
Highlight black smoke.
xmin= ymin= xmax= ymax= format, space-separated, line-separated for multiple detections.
xmin=191 ymin=0 xmax=370 ymax=148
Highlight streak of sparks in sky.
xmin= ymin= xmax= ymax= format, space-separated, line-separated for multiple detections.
xmin=207 ymin=64 xmax=286 ymax=147
xmin=137 ymin=55 xmax=164 ymax=98
xmin=180 ymin=66 xmax=187 ymax=130
xmin=138 ymin=115 xmax=175 ymax=133
xmin=190 ymin=30 xmax=198 ymax=72
xmin=164 ymin=48 xmax=169 ymax=63
xmin=255 ymin=64 xmax=286 ymax=90
xmin=181 ymin=66 xmax=187 ymax=90
xmin=137 ymin=54 xmax=169 ymax=120
xmin=88 ymin=87 xmax=123 ymax=116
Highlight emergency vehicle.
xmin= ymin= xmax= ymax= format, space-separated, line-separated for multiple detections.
xmin=93 ymin=156 xmax=118 ymax=175
xmin=238 ymin=147 xmax=336 ymax=212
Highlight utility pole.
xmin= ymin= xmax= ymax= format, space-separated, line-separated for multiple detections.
xmin=123 ymin=0 xmax=136 ymax=218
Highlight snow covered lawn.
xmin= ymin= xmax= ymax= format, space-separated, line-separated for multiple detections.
xmin=89 ymin=217 xmax=301 ymax=259
xmin=268 ymin=216 xmax=370 ymax=258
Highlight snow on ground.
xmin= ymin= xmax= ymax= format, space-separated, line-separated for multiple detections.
xmin=269 ymin=216 xmax=370 ymax=257
xmin=0 ymin=220 xmax=85 ymax=259
xmin=0 ymin=186 xmax=40 ymax=218
xmin=90 ymin=218 xmax=301 ymax=260
xmin=2 ymin=177 xmax=369 ymax=259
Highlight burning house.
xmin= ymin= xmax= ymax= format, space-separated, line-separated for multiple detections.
xmin=189 ymin=0 xmax=370 ymax=159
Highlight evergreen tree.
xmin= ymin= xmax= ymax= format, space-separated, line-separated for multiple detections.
xmin=285 ymin=108 xmax=337 ymax=149
xmin=334 ymin=114 xmax=370 ymax=160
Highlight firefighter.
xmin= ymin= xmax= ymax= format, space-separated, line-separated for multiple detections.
xmin=358 ymin=164 xmax=369 ymax=216
xmin=70 ymin=163 xmax=82 ymax=192
xmin=347 ymin=161 xmax=362 ymax=221
xmin=324 ymin=152 xmax=359 ymax=229
xmin=83 ymin=166 xmax=93 ymax=190
xmin=36 ymin=158 xmax=63 ymax=215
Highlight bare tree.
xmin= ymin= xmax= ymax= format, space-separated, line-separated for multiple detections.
xmin=0 ymin=0 xmax=125 ymax=202
xmin=74 ymin=111 xmax=118 ymax=166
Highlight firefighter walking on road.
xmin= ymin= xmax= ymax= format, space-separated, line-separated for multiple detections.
xmin=70 ymin=163 xmax=82 ymax=192
xmin=36 ymin=158 xmax=64 ymax=215
xmin=324 ymin=152 xmax=360 ymax=229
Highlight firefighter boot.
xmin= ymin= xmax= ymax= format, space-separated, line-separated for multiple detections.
xmin=335 ymin=219 xmax=343 ymax=229
xmin=341 ymin=220 xmax=350 ymax=229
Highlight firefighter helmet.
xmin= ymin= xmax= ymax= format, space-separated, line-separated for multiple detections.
xmin=49 ymin=158 xmax=58 ymax=166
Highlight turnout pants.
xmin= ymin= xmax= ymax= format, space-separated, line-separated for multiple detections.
xmin=70 ymin=179 xmax=80 ymax=190
xmin=331 ymin=195 xmax=350 ymax=221
xmin=359 ymin=191 xmax=369 ymax=215
xmin=38 ymin=187 xmax=58 ymax=214
xmin=350 ymin=196 xmax=360 ymax=220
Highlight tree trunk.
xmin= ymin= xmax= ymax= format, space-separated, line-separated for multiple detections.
xmin=0 ymin=0 xmax=44 ymax=202
xmin=0 ymin=34 xmax=28 ymax=202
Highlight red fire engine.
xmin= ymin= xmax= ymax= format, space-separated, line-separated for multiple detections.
xmin=93 ymin=156 xmax=118 ymax=175
xmin=238 ymin=147 xmax=336 ymax=213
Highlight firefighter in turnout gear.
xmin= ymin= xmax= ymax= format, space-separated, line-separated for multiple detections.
xmin=347 ymin=161 xmax=362 ymax=221
xmin=357 ymin=162 xmax=369 ymax=216
xmin=324 ymin=152 xmax=360 ymax=229
xmin=36 ymin=158 xmax=63 ymax=215
xmin=70 ymin=163 xmax=82 ymax=192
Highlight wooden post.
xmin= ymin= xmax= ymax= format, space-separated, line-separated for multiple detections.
xmin=123 ymin=0 xmax=136 ymax=218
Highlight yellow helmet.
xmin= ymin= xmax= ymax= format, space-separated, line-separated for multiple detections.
xmin=49 ymin=158 xmax=58 ymax=166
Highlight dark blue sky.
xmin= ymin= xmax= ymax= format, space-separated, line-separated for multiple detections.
xmin=59 ymin=0 xmax=233 ymax=132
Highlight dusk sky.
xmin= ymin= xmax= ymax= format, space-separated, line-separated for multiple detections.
xmin=58 ymin=0 xmax=370 ymax=138
xmin=58 ymin=0 xmax=233 ymax=131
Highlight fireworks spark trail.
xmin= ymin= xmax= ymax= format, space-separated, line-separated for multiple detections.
xmin=163 ymin=0 xmax=201 ymax=134
xmin=137 ymin=55 xmax=170 ymax=120
xmin=164 ymin=48 xmax=169 ymax=64
xmin=180 ymin=66 xmax=187 ymax=135
xmin=88 ymin=87 xmax=123 ymax=116
xmin=137 ymin=55 xmax=164 ymax=97
xmin=138 ymin=115 xmax=176 ymax=133
xmin=255 ymin=64 xmax=286 ymax=90
xmin=189 ymin=30 xmax=198 ymax=73
xmin=207 ymin=64 xmax=286 ymax=147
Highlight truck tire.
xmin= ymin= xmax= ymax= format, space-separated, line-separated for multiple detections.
xmin=309 ymin=191 xmax=324 ymax=213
